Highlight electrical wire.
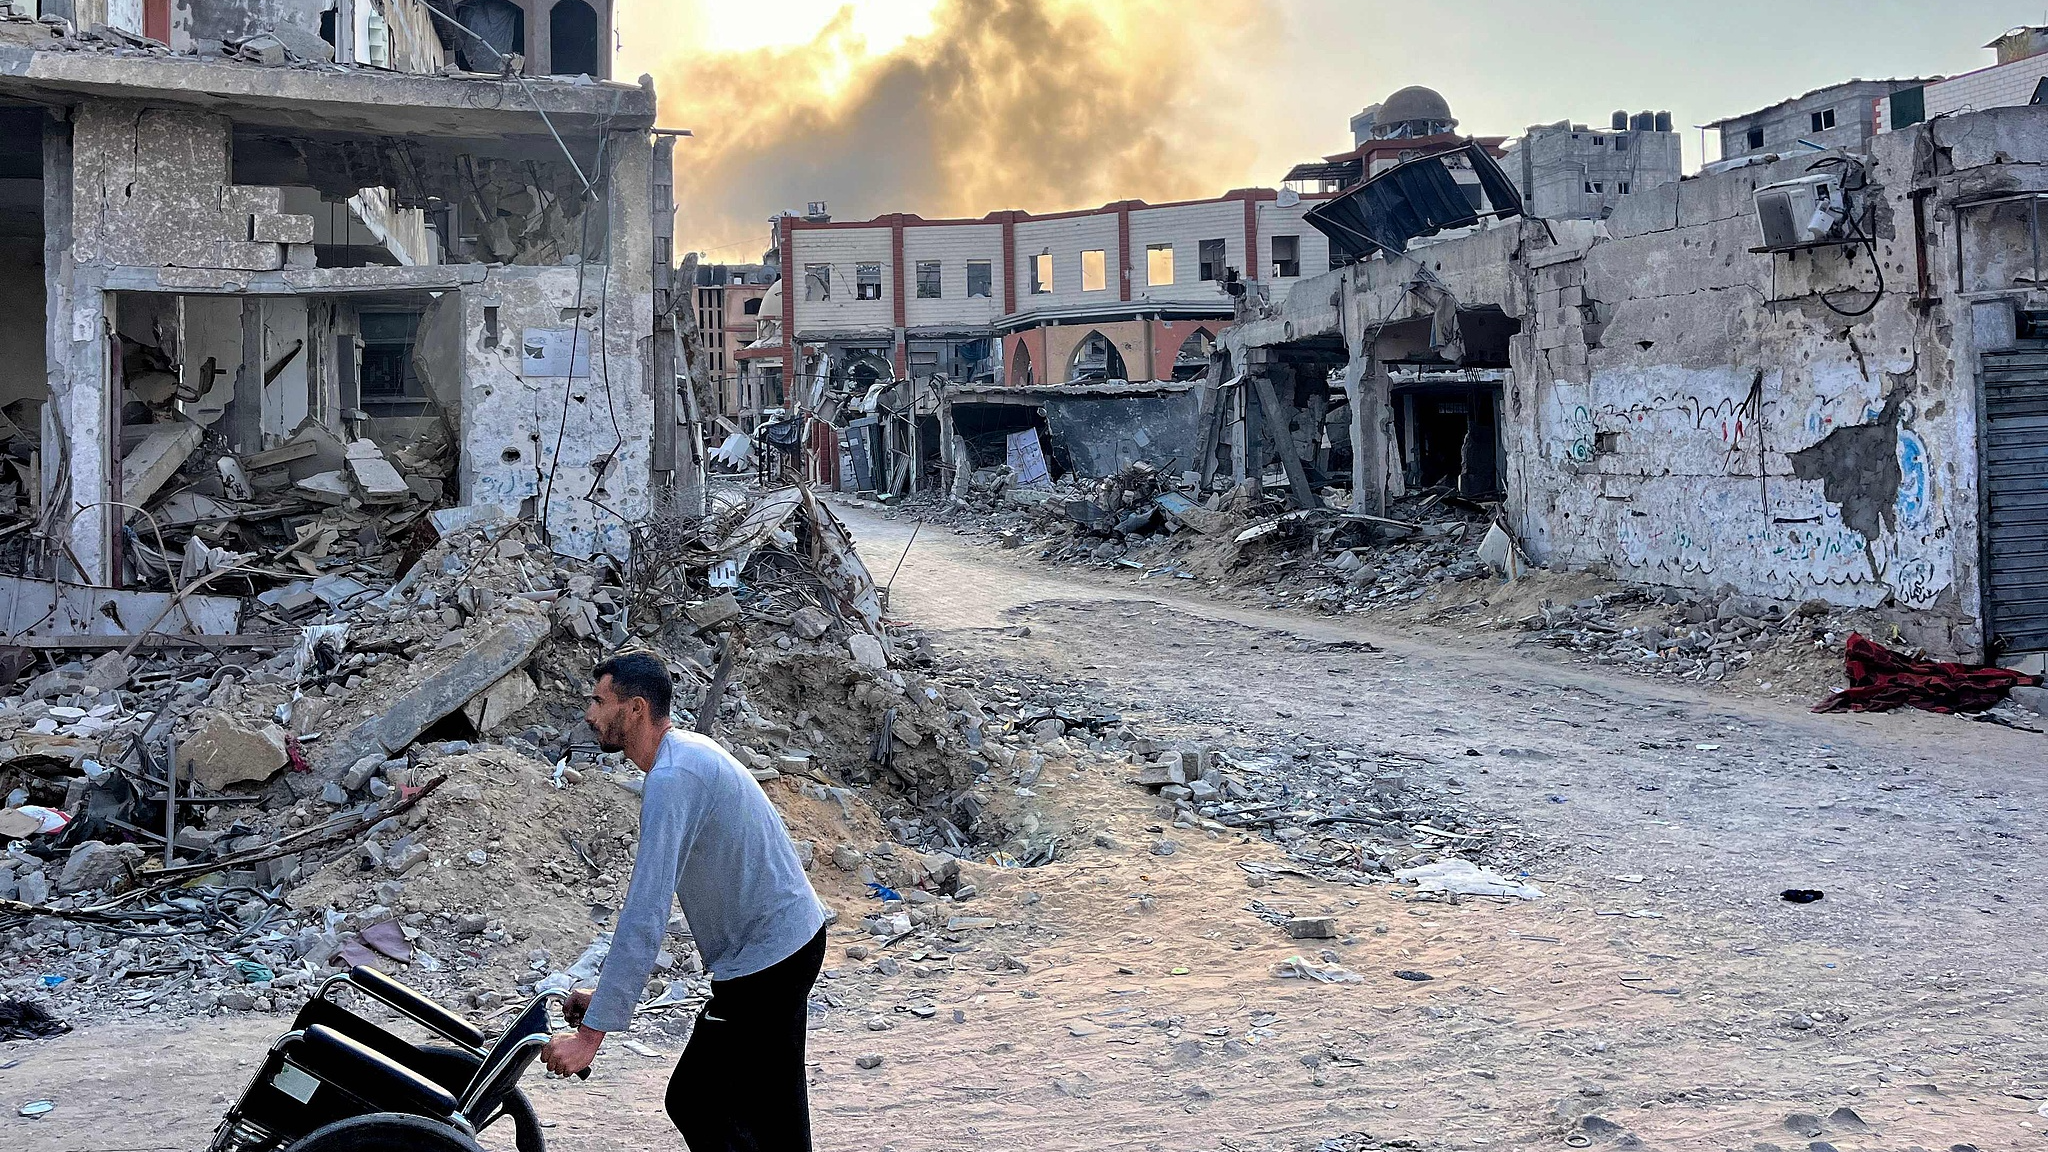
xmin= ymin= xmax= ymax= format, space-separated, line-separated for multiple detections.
xmin=1806 ymin=156 xmax=1885 ymax=317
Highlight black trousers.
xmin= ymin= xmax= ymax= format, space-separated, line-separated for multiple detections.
xmin=665 ymin=927 xmax=827 ymax=1151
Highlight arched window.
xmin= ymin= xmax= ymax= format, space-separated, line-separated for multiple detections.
xmin=1008 ymin=340 xmax=1034 ymax=387
xmin=742 ymin=298 xmax=762 ymax=316
xmin=1066 ymin=330 xmax=1126 ymax=383
xmin=1173 ymin=327 xmax=1216 ymax=381
xmin=548 ymin=0 xmax=600 ymax=77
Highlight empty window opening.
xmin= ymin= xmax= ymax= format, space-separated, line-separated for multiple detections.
xmin=1198 ymin=238 xmax=1226 ymax=282
xmin=1172 ymin=327 xmax=1214 ymax=380
xmin=1745 ymin=126 xmax=1764 ymax=151
xmin=804 ymin=264 xmax=830 ymax=301
xmin=915 ymin=260 xmax=942 ymax=299
xmin=453 ymin=0 xmax=522 ymax=70
xmin=548 ymin=0 xmax=601 ymax=78
xmin=1614 ymin=133 xmax=1629 ymax=151
xmin=967 ymin=260 xmax=992 ymax=298
xmin=360 ymin=310 xmax=423 ymax=404
xmin=1810 ymin=108 xmax=1836 ymax=132
xmin=1009 ymin=339 xmax=1034 ymax=386
xmin=1081 ymin=249 xmax=1107 ymax=292
xmin=1618 ymin=181 xmax=1631 ymax=195
xmin=856 ymin=263 xmax=883 ymax=301
xmin=1032 ymin=252 xmax=1053 ymax=294
xmin=1146 ymin=243 xmax=1174 ymax=286
xmin=1067 ymin=331 xmax=1127 ymax=383
xmin=1271 ymin=235 xmax=1300 ymax=278
xmin=1584 ymin=181 xmax=1604 ymax=194
xmin=742 ymin=297 xmax=762 ymax=315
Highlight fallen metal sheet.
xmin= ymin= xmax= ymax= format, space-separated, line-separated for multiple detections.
xmin=0 ymin=574 xmax=241 ymax=637
xmin=1307 ymin=142 xmax=1524 ymax=261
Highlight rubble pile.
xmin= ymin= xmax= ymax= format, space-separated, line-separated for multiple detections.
xmin=0 ymin=483 xmax=1194 ymax=1029
xmin=883 ymin=467 xmax=1871 ymax=690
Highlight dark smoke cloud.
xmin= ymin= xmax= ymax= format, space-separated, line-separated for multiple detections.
xmin=651 ymin=0 xmax=1272 ymax=254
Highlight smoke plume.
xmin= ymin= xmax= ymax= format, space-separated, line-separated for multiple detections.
xmin=643 ymin=0 xmax=1273 ymax=257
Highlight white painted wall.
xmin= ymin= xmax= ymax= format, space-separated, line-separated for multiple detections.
xmin=789 ymin=226 xmax=892 ymax=334
xmin=259 ymin=299 xmax=310 ymax=441
xmin=1013 ymin=213 xmax=1119 ymax=307
xmin=1128 ymin=200 xmax=1240 ymax=306
xmin=902 ymin=222 xmax=1002 ymax=329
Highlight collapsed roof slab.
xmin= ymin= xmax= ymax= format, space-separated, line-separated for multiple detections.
xmin=0 ymin=48 xmax=655 ymax=144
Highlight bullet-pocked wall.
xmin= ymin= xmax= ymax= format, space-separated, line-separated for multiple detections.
xmin=459 ymin=131 xmax=656 ymax=562
xmin=1227 ymin=106 xmax=2048 ymax=658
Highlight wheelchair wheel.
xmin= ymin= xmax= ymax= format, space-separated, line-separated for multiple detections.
xmin=413 ymin=1046 xmax=546 ymax=1152
xmin=286 ymin=1112 xmax=483 ymax=1152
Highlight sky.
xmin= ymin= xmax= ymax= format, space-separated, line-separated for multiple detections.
xmin=612 ymin=0 xmax=2048 ymax=259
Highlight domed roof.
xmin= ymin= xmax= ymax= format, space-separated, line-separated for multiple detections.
xmin=1379 ymin=85 xmax=1454 ymax=128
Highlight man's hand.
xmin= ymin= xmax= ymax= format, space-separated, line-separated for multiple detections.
xmin=562 ymin=988 xmax=593 ymax=1028
xmin=542 ymin=1026 xmax=603 ymax=1077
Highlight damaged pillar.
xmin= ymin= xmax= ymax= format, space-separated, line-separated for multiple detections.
xmin=42 ymin=111 xmax=117 ymax=585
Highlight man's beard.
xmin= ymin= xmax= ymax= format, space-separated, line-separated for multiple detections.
xmin=595 ymin=718 xmax=626 ymax=754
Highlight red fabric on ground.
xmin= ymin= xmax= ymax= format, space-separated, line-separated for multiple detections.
xmin=1813 ymin=632 xmax=2041 ymax=714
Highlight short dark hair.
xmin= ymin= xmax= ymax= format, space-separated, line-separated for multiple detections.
xmin=592 ymin=651 xmax=674 ymax=720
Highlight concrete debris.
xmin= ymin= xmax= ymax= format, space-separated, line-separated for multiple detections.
xmin=179 ymin=715 xmax=290 ymax=792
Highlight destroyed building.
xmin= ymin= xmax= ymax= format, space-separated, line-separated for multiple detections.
xmin=0 ymin=0 xmax=693 ymax=641
xmin=1218 ymin=78 xmax=2048 ymax=664
xmin=736 ymin=190 xmax=1332 ymax=497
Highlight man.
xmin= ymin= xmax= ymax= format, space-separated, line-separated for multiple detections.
xmin=543 ymin=651 xmax=828 ymax=1150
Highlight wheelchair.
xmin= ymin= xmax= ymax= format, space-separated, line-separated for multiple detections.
xmin=207 ymin=966 xmax=581 ymax=1152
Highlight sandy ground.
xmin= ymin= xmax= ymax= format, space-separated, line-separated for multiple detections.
xmin=7 ymin=505 xmax=2048 ymax=1152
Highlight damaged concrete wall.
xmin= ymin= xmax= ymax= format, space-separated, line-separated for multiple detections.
xmin=1507 ymin=119 xmax=1984 ymax=653
xmin=1221 ymin=107 xmax=2048 ymax=656
xmin=1042 ymin=391 xmax=1202 ymax=478
xmin=458 ymin=129 xmax=654 ymax=561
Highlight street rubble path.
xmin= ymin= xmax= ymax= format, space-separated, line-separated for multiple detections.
xmin=7 ymin=501 xmax=2047 ymax=1152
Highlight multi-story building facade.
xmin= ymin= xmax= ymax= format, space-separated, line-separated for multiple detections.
xmin=0 ymin=0 xmax=682 ymax=594
xmin=1707 ymin=78 xmax=1934 ymax=165
xmin=768 ymin=189 xmax=1334 ymax=395
xmin=693 ymin=261 xmax=775 ymax=419
xmin=1504 ymin=112 xmax=1684 ymax=220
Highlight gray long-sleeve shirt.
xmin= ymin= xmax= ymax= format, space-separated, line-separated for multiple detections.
xmin=582 ymin=729 xmax=826 ymax=1034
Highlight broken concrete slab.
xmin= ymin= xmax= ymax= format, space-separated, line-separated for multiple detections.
xmin=120 ymin=422 xmax=203 ymax=508
xmin=56 ymin=841 xmax=146 ymax=894
xmin=179 ymin=714 xmax=290 ymax=792
xmin=1284 ymin=916 xmax=1339 ymax=939
xmin=345 ymin=440 xmax=412 ymax=504
xmin=294 ymin=470 xmax=354 ymax=504
xmin=320 ymin=610 xmax=549 ymax=772
xmin=0 ymin=573 xmax=242 ymax=637
xmin=686 ymin=594 xmax=741 ymax=628
xmin=463 ymin=669 xmax=538 ymax=735
xmin=848 ymin=633 xmax=888 ymax=670
xmin=792 ymin=606 xmax=833 ymax=641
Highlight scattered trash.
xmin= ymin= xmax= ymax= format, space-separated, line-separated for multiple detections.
xmin=18 ymin=1101 xmax=54 ymax=1119
xmin=1274 ymin=956 xmax=1363 ymax=984
xmin=1393 ymin=858 xmax=1544 ymax=900
xmin=1780 ymin=889 xmax=1825 ymax=904
xmin=0 ymin=1000 xmax=70 ymax=1041
xmin=1392 ymin=970 xmax=1435 ymax=982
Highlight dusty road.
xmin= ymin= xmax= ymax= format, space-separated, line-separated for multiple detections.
xmin=7 ymin=504 xmax=2047 ymax=1151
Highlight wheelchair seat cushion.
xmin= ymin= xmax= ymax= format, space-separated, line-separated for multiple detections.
xmin=294 ymin=1025 xmax=462 ymax=1120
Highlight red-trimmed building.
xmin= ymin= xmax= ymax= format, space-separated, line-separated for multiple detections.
xmin=758 ymin=188 xmax=1335 ymax=400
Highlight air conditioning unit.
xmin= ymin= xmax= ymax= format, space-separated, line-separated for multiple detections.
xmin=1754 ymin=172 xmax=1845 ymax=250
